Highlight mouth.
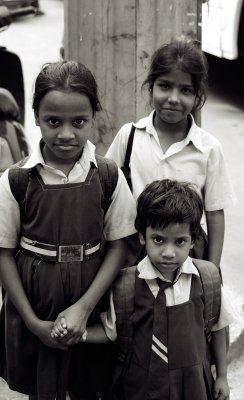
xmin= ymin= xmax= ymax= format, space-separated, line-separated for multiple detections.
xmin=162 ymin=108 xmax=181 ymax=112
xmin=160 ymin=262 xmax=177 ymax=267
xmin=55 ymin=143 xmax=77 ymax=150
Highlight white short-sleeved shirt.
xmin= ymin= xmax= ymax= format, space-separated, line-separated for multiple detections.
xmin=0 ymin=139 xmax=137 ymax=248
xmin=105 ymin=111 xmax=236 ymax=211
xmin=101 ymin=256 xmax=235 ymax=341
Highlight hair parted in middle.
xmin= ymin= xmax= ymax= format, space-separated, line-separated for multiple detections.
xmin=135 ymin=179 xmax=203 ymax=241
xmin=32 ymin=60 xmax=102 ymax=116
xmin=142 ymin=38 xmax=208 ymax=113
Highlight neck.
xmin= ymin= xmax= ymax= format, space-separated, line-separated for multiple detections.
xmin=153 ymin=114 xmax=191 ymax=152
xmin=42 ymin=145 xmax=82 ymax=176
xmin=155 ymin=267 xmax=179 ymax=282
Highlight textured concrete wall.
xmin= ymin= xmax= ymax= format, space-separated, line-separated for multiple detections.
xmin=64 ymin=0 xmax=201 ymax=155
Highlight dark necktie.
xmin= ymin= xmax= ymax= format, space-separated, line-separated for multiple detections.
xmin=148 ymin=278 xmax=173 ymax=399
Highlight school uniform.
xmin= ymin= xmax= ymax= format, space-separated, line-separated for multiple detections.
xmin=101 ymin=256 xmax=234 ymax=400
xmin=0 ymin=139 xmax=137 ymax=398
xmin=105 ymin=111 xmax=236 ymax=211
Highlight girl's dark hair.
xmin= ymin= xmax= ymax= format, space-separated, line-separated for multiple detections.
xmin=32 ymin=60 xmax=102 ymax=115
xmin=142 ymin=39 xmax=208 ymax=112
xmin=135 ymin=179 xmax=203 ymax=241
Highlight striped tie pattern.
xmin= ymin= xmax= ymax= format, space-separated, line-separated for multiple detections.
xmin=148 ymin=279 xmax=172 ymax=399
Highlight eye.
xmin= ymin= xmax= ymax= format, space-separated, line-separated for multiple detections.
xmin=48 ymin=118 xmax=60 ymax=126
xmin=73 ymin=119 xmax=85 ymax=127
xmin=181 ymin=87 xmax=194 ymax=95
xmin=153 ymin=236 xmax=164 ymax=245
xmin=157 ymin=82 xmax=169 ymax=90
xmin=176 ymin=238 xmax=186 ymax=246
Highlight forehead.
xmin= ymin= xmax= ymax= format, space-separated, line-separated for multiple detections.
xmin=155 ymin=68 xmax=193 ymax=86
xmin=38 ymin=90 xmax=93 ymax=115
xmin=147 ymin=223 xmax=192 ymax=237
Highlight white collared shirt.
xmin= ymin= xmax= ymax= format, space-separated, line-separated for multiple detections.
xmin=105 ymin=111 xmax=236 ymax=211
xmin=0 ymin=139 xmax=137 ymax=248
xmin=101 ymin=256 xmax=235 ymax=341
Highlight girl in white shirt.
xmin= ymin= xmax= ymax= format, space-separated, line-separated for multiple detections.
xmin=106 ymin=39 xmax=236 ymax=268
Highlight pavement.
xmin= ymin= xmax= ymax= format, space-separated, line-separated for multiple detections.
xmin=0 ymin=0 xmax=244 ymax=399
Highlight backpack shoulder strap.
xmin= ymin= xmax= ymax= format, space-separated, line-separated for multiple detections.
xmin=121 ymin=124 xmax=135 ymax=191
xmin=8 ymin=157 xmax=32 ymax=205
xmin=123 ymin=124 xmax=135 ymax=171
xmin=192 ymin=258 xmax=221 ymax=340
xmin=113 ymin=266 xmax=136 ymax=355
xmin=96 ymin=154 xmax=119 ymax=213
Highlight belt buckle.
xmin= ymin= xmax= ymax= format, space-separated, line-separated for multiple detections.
xmin=58 ymin=245 xmax=84 ymax=262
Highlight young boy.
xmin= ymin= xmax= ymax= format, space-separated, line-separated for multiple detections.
xmin=53 ymin=179 xmax=232 ymax=400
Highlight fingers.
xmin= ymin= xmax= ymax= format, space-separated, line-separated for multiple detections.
xmin=213 ymin=388 xmax=229 ymax=400
xmin=54 ymin=329 xmax=88 ymax=346
xmin=51 ymin=317 xmax=68 ymax=339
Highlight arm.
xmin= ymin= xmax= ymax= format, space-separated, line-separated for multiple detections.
xmin=0 ymin=248 xmax=67 ymax=350
xmin=211 ymin=328 xmax=229 ymax=399
xmin=206 ymin=209 xmax=225 ymax=267
xmin=83 ymin=324 xmax=111 ymax=344
xmin=53 ymin=238 xmax=126 ymax=345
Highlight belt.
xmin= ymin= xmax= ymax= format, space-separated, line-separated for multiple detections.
xmin=20 ymin=236 xmax=101 ymax=263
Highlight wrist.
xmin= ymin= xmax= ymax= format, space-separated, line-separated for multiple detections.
xmin=77 ymin=296 xmax=93 ymax=315
xmin=25 ymin=315 xmax=41 ymax=334
xmin=216 ymin=373 xmax=227 ymax=380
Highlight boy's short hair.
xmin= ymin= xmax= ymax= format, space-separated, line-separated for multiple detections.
xmin=135 ymin=179 xmax=203 ymax=241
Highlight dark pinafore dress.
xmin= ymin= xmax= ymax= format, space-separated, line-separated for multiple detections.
xmin=112 ymin=273 xmax=213 ymax=400
xmin=0 ymin=165 xmax=117 ymax=398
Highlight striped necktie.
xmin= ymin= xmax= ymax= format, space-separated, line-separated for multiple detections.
xmin=148 ymin=278 xmax=173 ymax=399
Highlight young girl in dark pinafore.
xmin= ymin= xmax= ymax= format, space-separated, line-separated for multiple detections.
xmin=0 ymin=61 xmax=136 ymax=399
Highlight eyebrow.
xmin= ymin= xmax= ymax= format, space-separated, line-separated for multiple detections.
xmin=156 ymin=78 xmax=194 ymax=88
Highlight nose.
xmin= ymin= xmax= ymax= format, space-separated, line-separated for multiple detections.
xmin=57 ymin=124 xmax=75 ymax=141
xmin=167 ymin=88 xmax=180 ymax=104
xmin=162 ymin=244 xmax=176 ymax=258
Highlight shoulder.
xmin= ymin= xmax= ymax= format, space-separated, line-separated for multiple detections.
xmin=115 ymin=122 xmax=135 ymax=140
xmin=95 ymin=154 xmax=119 ymax=182
xmin=194 ymin=124 xmax=224 ymax=151
xmin=192 ymin=258 xmax=220 ymax=278
xmin=192 ymin=258 xmax=221 ymax=299
xmin=96 ymin=154 xmax=117 ymax=168
xmin=117 ymin=112 xmax=151 ymax=137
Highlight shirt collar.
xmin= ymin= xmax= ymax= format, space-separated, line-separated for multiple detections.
xmin=134 ymin=111 xmax=204 ymax=153
xmin=183 ymin=114 xmax=204 ymax=152
xmin=22 ymin=139 xmax=97 ymax=170
xmin=137 ymin=255 xmax=199 ymax=283
xmin=134 ymin=110 xmax=158 ymax=137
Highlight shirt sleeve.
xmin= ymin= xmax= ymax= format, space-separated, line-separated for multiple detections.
xmin=105 ymin=123 xmax=132 ymax=167
xmin=211 ymin=286 xmax=237 ymax=331
xmin=103 ymin=168 xmax=137 ymax=240
xmin=0 ymin=169 xmax=20 ymax=248
xmin=100 ymin=289 xmax=117 ymax=341
xmin=204 ymin=140 xmax=237 ymax=211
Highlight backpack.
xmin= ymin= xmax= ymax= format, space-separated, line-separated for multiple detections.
xmin=8 ymin=154 xmax=118 ymax=214
xmin=113 ymin=258 xmax=222 ymax=358
xmin=0 ymin=119 xmax=29 ymax=176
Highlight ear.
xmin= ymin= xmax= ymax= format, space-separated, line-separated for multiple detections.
xmin=190 ymin=240 xmax=195 ymax=250
xmin=34 ymin=111 xmax=40 ymax=126
xmin=139 ymin=232 xmax=146 ymax=246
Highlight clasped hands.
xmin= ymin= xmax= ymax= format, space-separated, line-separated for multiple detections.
xmin=50 ymin=302 xmax=89 ymax=346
